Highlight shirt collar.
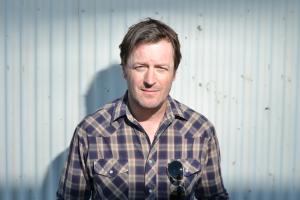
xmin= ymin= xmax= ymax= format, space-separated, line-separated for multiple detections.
xmin=111 ymin=91 xmax=188 ymax=123
xmin=111 ymin=92 xmax=129 ymax=122
xmin=165 ymin=95 xmax=187 ymax=121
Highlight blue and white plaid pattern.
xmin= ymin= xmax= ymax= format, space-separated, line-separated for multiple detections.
xmin=57 ymin=93 xmax=228 ymax=199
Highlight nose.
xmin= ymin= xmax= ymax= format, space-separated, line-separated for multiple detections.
xmin=143 ymin=68 xmax=156 ymax=87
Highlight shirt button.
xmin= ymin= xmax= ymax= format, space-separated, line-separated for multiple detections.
xmin=149 ymin=189 xmax=153 ymax=193
xmin=109 ymin=170 xmax=114 ymax=174
xmin=148 ymin=159 xmax=154 ymax=165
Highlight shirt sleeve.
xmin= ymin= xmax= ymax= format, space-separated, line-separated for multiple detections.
xmin=56 ymin=125 xmax=92 ymax=199
xmin=195 ymin=127 xmax=229 ymax=200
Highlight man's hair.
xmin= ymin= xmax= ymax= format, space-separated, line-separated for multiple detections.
xmin=119 ymin=18 xmax=181 ymax=71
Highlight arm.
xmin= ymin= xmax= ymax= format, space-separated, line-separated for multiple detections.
xmin=195 ymin=128 xmax=229 ymax=200
xmin=56 ymin=125 xmax=92 ymax=199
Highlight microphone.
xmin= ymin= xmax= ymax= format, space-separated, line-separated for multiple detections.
xmin=167 ymin=160 xmax=186 ymax=199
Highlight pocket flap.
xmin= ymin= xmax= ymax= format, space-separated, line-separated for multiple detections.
xmin=180 ymin=159 xmax=202 ymax=177
xmin=93 ymin=159 xmax=128 ymax=177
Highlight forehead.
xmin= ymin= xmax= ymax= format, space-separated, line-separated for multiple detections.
xmin=129 ymin=40 xmax=174 ymax=63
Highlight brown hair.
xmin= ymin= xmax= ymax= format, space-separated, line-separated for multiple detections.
xmin=119 ymin=18 xmax=181 ymax=71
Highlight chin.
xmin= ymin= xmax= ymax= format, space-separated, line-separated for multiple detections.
xmin=138 ymin=101 xmax=164 ymax=110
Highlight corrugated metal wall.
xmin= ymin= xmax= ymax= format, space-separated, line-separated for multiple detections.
xmin=1 ymin=0 xmax=299 ymax=199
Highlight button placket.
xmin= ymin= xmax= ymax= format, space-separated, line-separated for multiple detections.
xmin=146 ymin=184 xmax=155 ymax=195
xmin=148 ymin=159 xmax=154 ymax=166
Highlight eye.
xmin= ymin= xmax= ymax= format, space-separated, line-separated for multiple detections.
xmin=133 ymin=65 xmax=147 ymax=72
xmin=156 ymin=66 xmax=169 ymax=72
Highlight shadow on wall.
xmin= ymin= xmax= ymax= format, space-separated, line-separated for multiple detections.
xmin=41 ymin=64 xmax=127 ymax=199
xmin=41 ymin=149 xmax=69 ymax=200
xmin=85 ymin=64 xmax=127 ymax=115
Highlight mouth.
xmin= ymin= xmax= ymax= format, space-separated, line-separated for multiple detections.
xmin=141 ymin=89 xmax=159 ymax=93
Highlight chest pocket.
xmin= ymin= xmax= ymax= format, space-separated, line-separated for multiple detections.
xmin=93 ymin=159 xmax=129 ymax=177
xmin=177 ymin=159 xmax=202 ymax=193
xmin=93 ymin=159 xmax=129 ymax=199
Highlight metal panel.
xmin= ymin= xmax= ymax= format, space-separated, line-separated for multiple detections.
xmin=0 ymin=0 xmax=299 ymax=199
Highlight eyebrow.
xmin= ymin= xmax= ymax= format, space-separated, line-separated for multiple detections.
xmin=132 ymin=62 xmax=171 ymax=67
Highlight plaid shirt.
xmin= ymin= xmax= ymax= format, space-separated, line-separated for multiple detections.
xmin=57 ymin=93 xmax=228 ymax=199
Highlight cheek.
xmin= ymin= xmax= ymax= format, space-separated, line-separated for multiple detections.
xmin=163 ymin=77 xmax=174 ymax=88
xmin=126 ymin=75 xmax=141 ymax=89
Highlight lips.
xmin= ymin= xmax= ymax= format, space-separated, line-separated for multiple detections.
xmin=141 ymin=89 xmax=159 ymax=93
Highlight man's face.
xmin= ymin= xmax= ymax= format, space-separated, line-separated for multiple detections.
xmin=123 ymin=40 xmax=176 ymax=111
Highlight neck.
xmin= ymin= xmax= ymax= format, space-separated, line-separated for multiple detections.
xmin=128 ymin=98 xmax=167 ymax=123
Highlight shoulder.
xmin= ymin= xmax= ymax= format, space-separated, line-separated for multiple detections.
xmin=76 ymin=97 xmax=122 ymax=137
xmin=172 ymin=99 xmax=216 ymax=139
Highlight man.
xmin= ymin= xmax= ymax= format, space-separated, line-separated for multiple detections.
xmin=57 ymin=18 xmax=228 ymax=199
